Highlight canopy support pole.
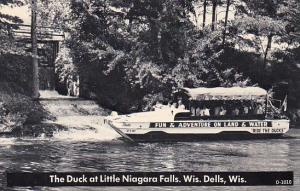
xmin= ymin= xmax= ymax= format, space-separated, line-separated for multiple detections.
xmin=265 ymin=95 xmax=269 ymax=117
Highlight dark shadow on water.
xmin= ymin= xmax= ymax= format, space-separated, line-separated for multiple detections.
xmin=281 ymin=135 xmax=300 ymax=139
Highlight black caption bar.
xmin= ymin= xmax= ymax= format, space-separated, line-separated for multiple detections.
xmin=7 ymin=171 xmax=293 ymax=187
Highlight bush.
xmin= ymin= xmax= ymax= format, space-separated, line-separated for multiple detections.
xmin=0 ymin=85 xmax=49 ymax=132
xmin=0 ymin=54 xmax=32 ymax=96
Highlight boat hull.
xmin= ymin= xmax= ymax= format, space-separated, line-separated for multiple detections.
xmin=126 ymin=131 xmax=285 ymax=142
xmin=108 ymin=119 xmax=289 ymax=142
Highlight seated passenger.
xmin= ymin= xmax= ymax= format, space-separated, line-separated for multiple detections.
xmin=220 ymin=106 xmax=227 ymax=116
xmin=178 ymin=100 xmax=185 ymax=110
xmin=249 ymin=106 xmax=253 ymax=114
xmin=196 ymin=107 xmax=201 ymax=116
xmin=232 ymin=107 xmax=240 ymax=116
xmin=203 ymin=106 xmax=210 ymax=116
xmin=199 ymin=107 xmax=205 ymax=116
xmin=255 ymin=104 xmax=264 ymax=115
xmin=153 ymin=100 xmax=163 ymax=111
xmin=171 ymin=102 xmax=178 ymax=109
xmin=191 ymin=106 xmax=196 ymax=116
xmin=214 ymin=106 xmax=221 ymax=116
xmin=243 ymin=106 xmax=249 ymax=114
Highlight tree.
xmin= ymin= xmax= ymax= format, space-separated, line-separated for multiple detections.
xmin=29 ymin=0 xmax=300 ymax=125
xmin=0 ymin=0 xmax=31 ymax=91
xmin=231 ymin=0 xmax=288 ymax=76
xmin=0 ymin=0 xmax=25 ymax=54
xmin=202 ymin=0 xmax=207 ymax=28
xmin=285 ymin=0 xmax=300 ymax=39
xmin=31 ymin=0 xmax=39 ymax=98
xmin=211 ymin=0 xmax=217 ymax=31
xmin=222 ymin=0 xmax=230 ymax=45
xmin=36 ymin=0 xmax=252 ymax=111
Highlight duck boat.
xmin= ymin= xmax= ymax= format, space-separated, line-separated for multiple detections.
xmin=105 ymin=87 xmax=289 ymax=142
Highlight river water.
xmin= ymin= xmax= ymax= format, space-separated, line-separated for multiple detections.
xmin=1 ymin=92 xmax=299 ymax=190
xmin=0 ymin=127 xmax=299 ymax=191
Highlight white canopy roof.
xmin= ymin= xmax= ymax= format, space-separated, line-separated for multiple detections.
xmin=182 ymin=87 xmax=267 ymax=101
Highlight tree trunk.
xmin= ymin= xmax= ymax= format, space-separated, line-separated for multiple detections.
xmin=203 ymin=0 xmax=207 ymax=28
xmin=222 ymin=0 xmax=230 ymax=45
xmin=31 ymin=0 xmax=39 ymax=99
xmin=211 ymin=0 xmax=217 ymax=31
xmin=263 ymin=34 xmax=273 ymax=70
xmin=157 ymin=21 xmax=163 ymax=62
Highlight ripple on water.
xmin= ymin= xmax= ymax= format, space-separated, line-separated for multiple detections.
xmin=52 ymin=126 xmax=120 ymax=142
xmin=0 ymin=129 xmax=299 ymax=191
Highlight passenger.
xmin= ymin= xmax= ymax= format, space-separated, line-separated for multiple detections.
xmin=153 ymin=101 xmax=163 ymax=111
xmin=199 ymin=107 xmax=205 ymax=116
xmin=203 ymin=106 xmax=210 ymax=116
xmin=232 ymin=107 xmax=240 ymax=116
xmin=178 ymin=99 xmax=185 ymax=110
xmin=171 ymin=102 xmax=178 ymax=109
xmin=191 ymin=106 xmax=196 ymax=116
xmin=248 ymin=105 xmax=253 ymax=114
xmin=214 ymin=106 xmax=221 ymax=116
xmin=255 ymin=104 xmax=264 ymax=115
xmin=243 ymin=106 xmax=249 ymax=114
xmin=196 ymin=107 xmax=201 ymax=116
xmin=220 ymin=106 xmax=227 ymax=116
xmin=249 ymin=102 xmax=255 ymax=114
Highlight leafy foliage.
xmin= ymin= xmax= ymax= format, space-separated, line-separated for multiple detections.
xmin=0 ymin=0 xmax=26 ymax=55
xmin=2 ymin=0 xmax=298 ymax=123
xmin=49 ymin=0 xmax=249 ymax=112
xmin=0 ymin=82 xmax=49 ymax=132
